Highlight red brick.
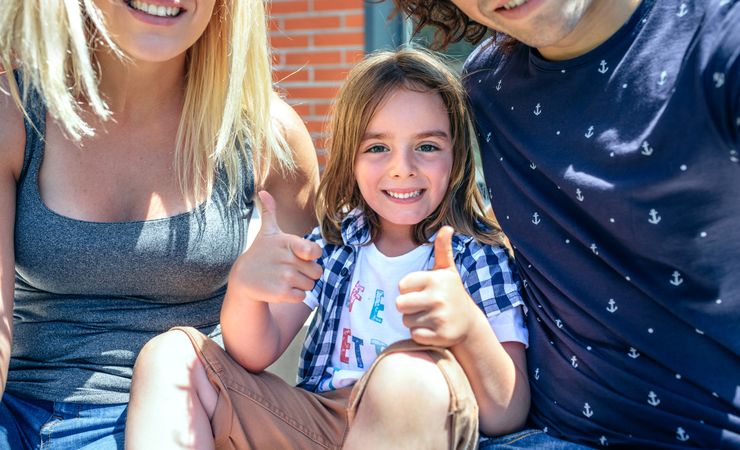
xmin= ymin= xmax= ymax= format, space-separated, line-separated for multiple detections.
xmin=313 ymin=103 xmax=334 ymax=116
xmin=284 ymin=50 xmax=342 ymax=66
xmin=270 ymin=34 xmax=310 ymax=48
xmin=313 ymin=0 xmax=364 ymax=11
xmin=314 ymin=68 xmax=350 ymax=82
xmin=286 ymin=85 xmax=339 ymax=100
xmin=273 ymin=69 xmax=309 ymax=83
xmin=314 ymin=32 xmax=364 ymax=47
xmin=283 ymin=16 xmax=341 ymax=31
xmin=345 ymin=14 xmax=364 ymax=28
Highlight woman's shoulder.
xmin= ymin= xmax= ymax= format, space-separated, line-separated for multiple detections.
xmin=0 ymin=72 xmax=26 ymax=181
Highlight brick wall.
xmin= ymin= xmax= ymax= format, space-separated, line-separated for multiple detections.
xmin=268 ymin=0 xmax=366 ymax=168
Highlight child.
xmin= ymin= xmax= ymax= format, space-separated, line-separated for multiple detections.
xmin=126 ymin=48 xmax=529 ymax=450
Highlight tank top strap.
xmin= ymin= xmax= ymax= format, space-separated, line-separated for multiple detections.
xmin=13 ymin=71 xmax=47 ymax=187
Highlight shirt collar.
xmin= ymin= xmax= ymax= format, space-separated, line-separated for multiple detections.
xmin=340 ymin=208 xmax=470 ymax=256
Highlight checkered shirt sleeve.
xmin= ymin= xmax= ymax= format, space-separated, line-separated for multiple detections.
xmin=457 ymin=239 xmax=523 ymax=317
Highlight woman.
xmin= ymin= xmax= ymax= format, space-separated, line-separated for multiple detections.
xmin=0 ymin=0 xmax=318 ymax=448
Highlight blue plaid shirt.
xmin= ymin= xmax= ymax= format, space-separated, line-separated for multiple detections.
xmin=296 ymin=209 xmax=524 ymax=392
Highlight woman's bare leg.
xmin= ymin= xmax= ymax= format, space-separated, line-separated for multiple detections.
xmin=125 ymin=330 xmax=219 ymax=450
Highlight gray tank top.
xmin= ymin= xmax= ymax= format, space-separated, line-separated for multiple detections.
xmin=9 ymin=77 xmax=255 ymax=404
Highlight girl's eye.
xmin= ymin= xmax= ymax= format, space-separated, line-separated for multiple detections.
xmin=417 ymin=144 xmax=439 ymax=153
xmin=365 ymin=145 xmax=388 ymax=153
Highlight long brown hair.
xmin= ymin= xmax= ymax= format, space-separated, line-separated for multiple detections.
xmin=317 ymin=48 xmax=502 ymax=247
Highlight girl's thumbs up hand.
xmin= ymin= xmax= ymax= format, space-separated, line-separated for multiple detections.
xmin=396 ymin=226 xmax=479 ymax=348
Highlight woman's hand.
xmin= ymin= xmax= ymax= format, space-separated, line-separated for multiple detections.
xmin=229 ymin=190 xmax=322 ymax=304
xmin=396 ymin=226 xmax=482 ymax=348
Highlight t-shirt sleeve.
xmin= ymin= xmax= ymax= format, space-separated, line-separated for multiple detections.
xmin=488 ymin=305 xmax=529 ymax=347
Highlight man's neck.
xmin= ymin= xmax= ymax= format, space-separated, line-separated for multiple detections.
xmin=538 ymin=0 xmax=643 ymax=61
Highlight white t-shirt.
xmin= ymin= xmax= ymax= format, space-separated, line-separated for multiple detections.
xmin=304 ymin=243 xmax=527 ymax=392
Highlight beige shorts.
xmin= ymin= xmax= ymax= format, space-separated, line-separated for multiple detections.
xmin=174 ymin=327 xmax=479 ymax=450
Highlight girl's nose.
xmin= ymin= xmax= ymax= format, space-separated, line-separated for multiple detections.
xmin=390 ymin=149 xmax=416 ymax=178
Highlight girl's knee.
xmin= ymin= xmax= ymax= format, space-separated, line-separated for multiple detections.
xmin=365 ymin=350 xmax=450 ymax=410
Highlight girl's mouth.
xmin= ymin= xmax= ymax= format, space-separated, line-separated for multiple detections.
xmin=385 ymin=190 xmax=424 ymax=200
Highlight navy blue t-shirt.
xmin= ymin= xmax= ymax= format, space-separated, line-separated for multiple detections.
xmin=465 ymin=0 xmax=739 ymax=448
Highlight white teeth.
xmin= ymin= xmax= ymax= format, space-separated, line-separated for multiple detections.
xmin=386 ymin=190 xmax=421 ymax=199
xmin=503 ymin=0 xmax=527 ymax=9
xmin=129 ymin=0 xmax=181 ymax=17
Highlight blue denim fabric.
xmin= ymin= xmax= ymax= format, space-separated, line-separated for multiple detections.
xmin=0 ymin=392 xmax=126 ymax=450
xmin=481 ymin=429 xmax=595 ymax=449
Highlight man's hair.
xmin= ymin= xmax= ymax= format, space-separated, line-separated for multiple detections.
xmin=392 ymin=0 xmax=489 ymax=50
xmin=317 ymin=48 xmax=503 ymax=247
xmin=392 ymin=0 xmax=521 ymax=51
xmin=0 ymin=0 xmax=292 ymax=202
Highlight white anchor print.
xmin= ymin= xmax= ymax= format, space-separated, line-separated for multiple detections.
xmin=485 ymin=132 xmax=492 ymax=142
xmin=582 ymin=403 xmax=593 ymax=418
xmin=676 ymin=427 xmax=690 ymax=442
xmin=677 ymin=3 xmax=688 ymax=17
xmin=534 ymin=368 xmax=540 ymax=380
xmin=648 ymin=209 xmax=661 ymax=224
xmin=606 ymin=299 xmax=618 ymax=313
xmin=532 ymin=212 xmax=541 ymax=225
xmin=576 ymin=189 xmax=584 ymax=202
xmin=555 ymin=319 xmax=563 ymax=329
xmin=533 ymin=103 xmax=542 ymax=116
xmin=590 ymin=244 xmax=599 ymax=255
xmin=598 ymin=60 xmax=609 ymax=74
xmin=670 ymin=270 xmax=684 ymax=286
xmin=530 ymin=162 xmax=537 ymax=170
xmin=641 ymin=141 xmax=654 ymax=155
xmin=658 ymin=71 xmax=668 ymax=86
xmin=628 ymin=347 xmax=640 ymax=358
xmin=571 ymin=356 xmax=578 ymax=368
xmin=496 ymin=80 xmax=502 ymax=91
xmin=585 ymin=126 xmax=594 ymax=138
xmin=648 ymin=391 xmax=661 ymax=406
xmin=713 ymin=72 xmax=725 ymax=88
xmin=599 ymin=436 xmax=609 ymax=446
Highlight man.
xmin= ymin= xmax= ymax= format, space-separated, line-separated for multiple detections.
xmin=393 ymin=0 xmax=738 ymax=448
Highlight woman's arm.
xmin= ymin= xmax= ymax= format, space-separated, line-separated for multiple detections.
xmin=262 ymin=94 xmax=320 ymax=236
xmin=0 ymin=73 xmax=27 ymax=395
xmin=222 ymin=97 xmax=321 ymax=372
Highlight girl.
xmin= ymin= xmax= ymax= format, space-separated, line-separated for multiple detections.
xmin=126 ymin=48 xmax=529 ymax=449
xmin=0 ymin=0 xmax=317 ymax=448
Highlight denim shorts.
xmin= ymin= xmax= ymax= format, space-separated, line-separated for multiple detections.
xmin=0 ymin=392 xmax=126 ymax=450
xmin=480 ymin=429 xmax=594 ymax=449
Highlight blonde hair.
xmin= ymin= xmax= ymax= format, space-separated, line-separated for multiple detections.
xmin=317 ymin=48 xmax=502 ymax=246
xmin=0 ymin=0 xmax=291 ymax=201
